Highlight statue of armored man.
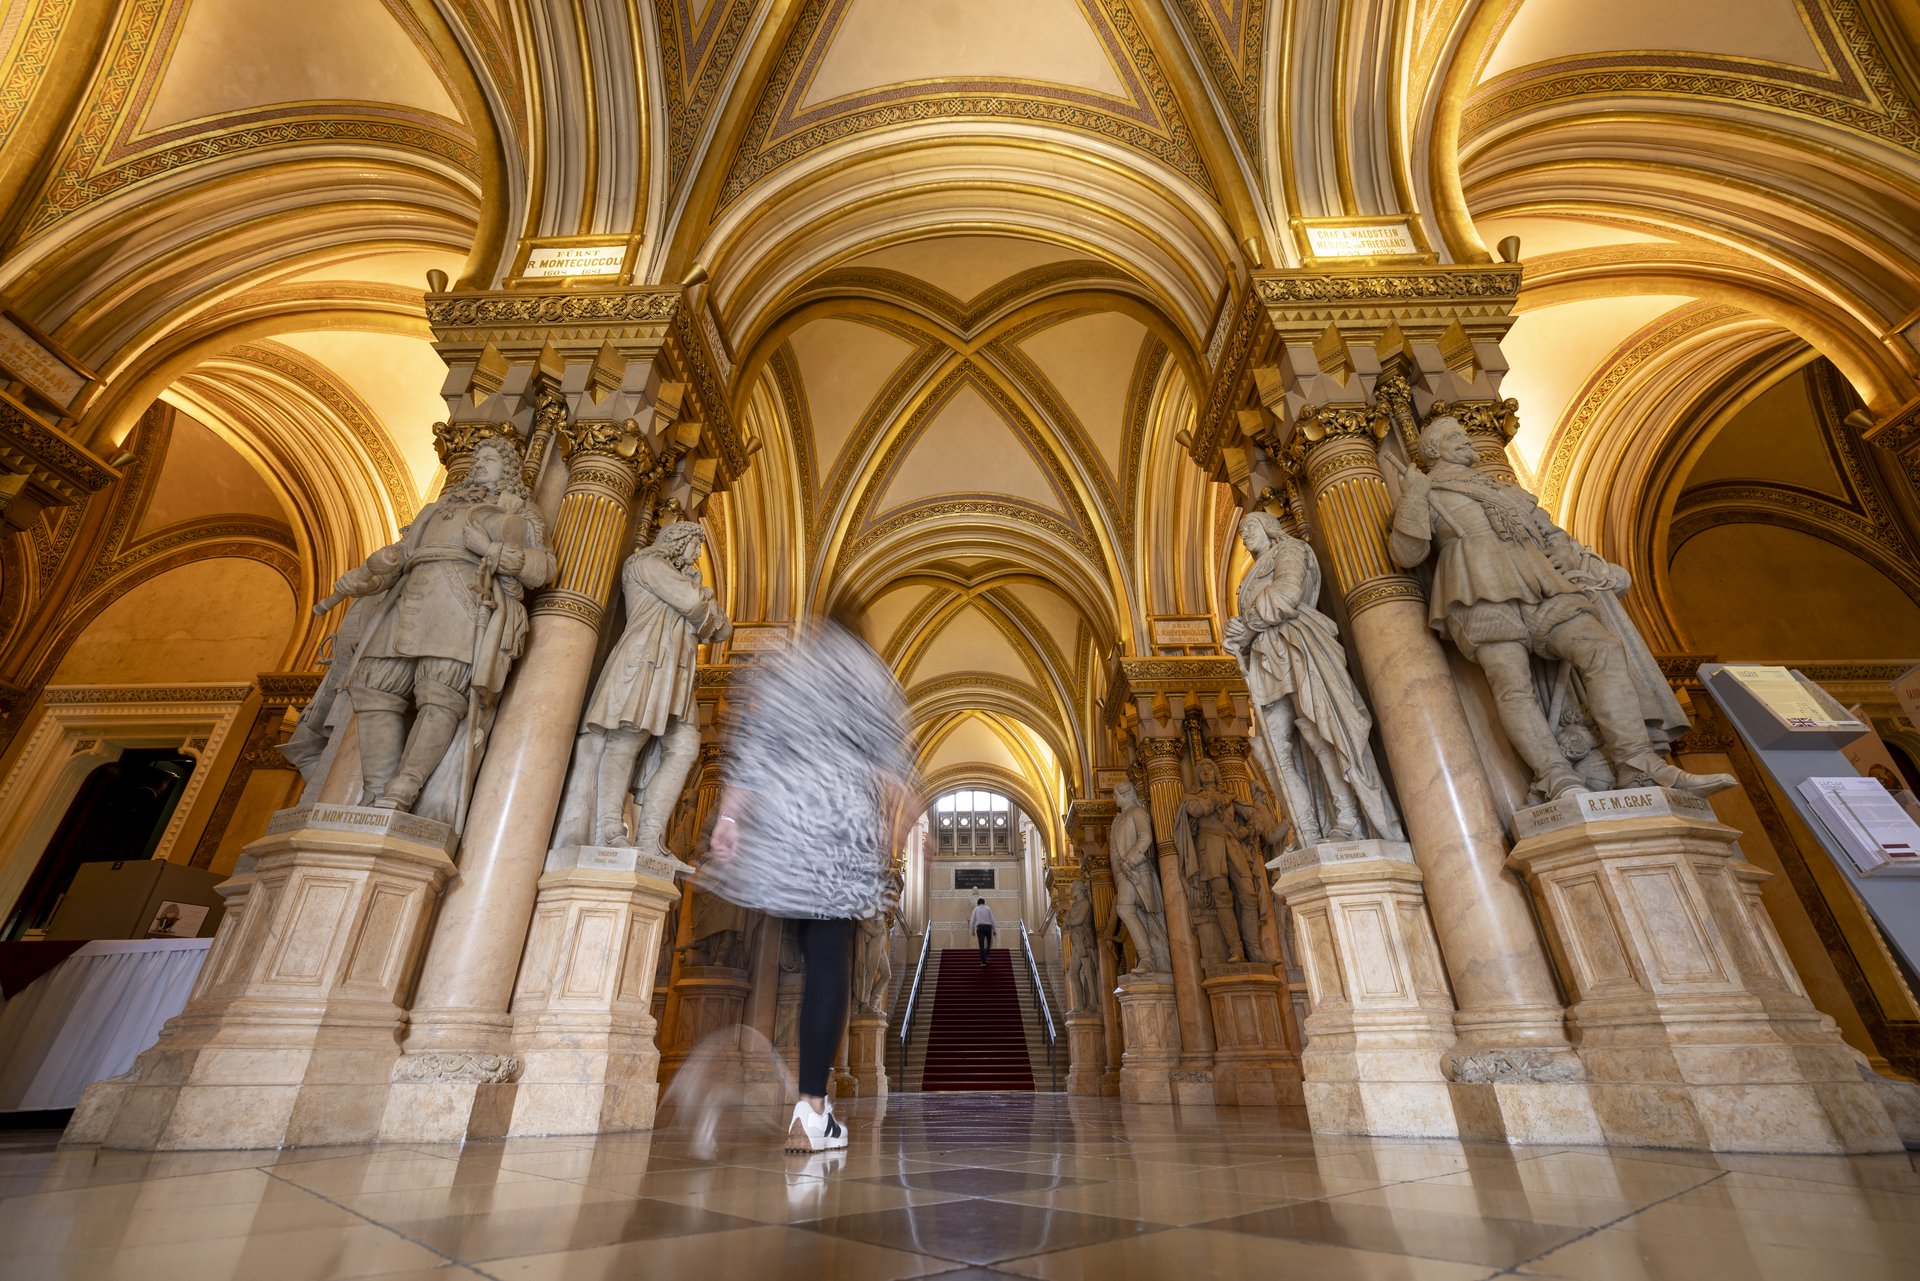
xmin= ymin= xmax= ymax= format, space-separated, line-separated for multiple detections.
xmin=1171 ymin=756 xmax=1269 ymax=966
xmin=1224 ymin=512 xmax=1403 ymax=846
xmin=285 ymin=436 xmax=553 ymax=825
xmin=557 ymin=520 xmax=732 ymax=852
xmin=1390 ymin=417 xmax=1733 ymax=802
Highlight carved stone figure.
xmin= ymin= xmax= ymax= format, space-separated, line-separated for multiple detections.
xmin=1172 ymin=757 xmax=1268 ymax=966
xmin=678 ymin=883 xmax=748 ymax=970
xmin=854 ymin=912 xmax=893 ymax=1015
xmin=556 ymin=521 xmax=731 ymax=851
xmin=1063 ymin=878 xmax=1100 ymax=1014
xmin=1109 ymin=779 xmax=1172 ymax=974
xmin=1242 ymin=779 xmax=1293 ymax=857
xmin=290 ymin=436 xmax=552 ymax=822
xmin=1390 ymin=417 xmax=1734 ymax=801
xmin=1225 ymin=513 xmax=1404 ymax=845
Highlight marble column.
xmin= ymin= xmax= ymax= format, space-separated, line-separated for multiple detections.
xmin=1294 ymin=413 xmax=1574 ymax=1072
xmin=382 ymin=420 xmax=642 ymax=1141
xmin=1139 ymin=735 xmax=1215 ymax=1101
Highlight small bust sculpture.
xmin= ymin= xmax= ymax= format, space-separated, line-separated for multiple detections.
xmin=1389 ymin=417 xmax=1733 ymax=801
xmin=290 ymin=436 xmax=553 ymax=823
xmin=1109 ymin=779 xmax=1172 ymax=974
xmin=556 ymin=520 xmax=731 ymax=851
xmin=1224 ymin=512 xmax=1403 ymax=845
xmin=1063 ymin=878 xmax=1100 ymax=1014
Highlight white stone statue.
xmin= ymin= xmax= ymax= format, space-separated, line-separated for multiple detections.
xmin=1172 ymin=757 xmax=1269 ymax=966
xmin=1109 ymin=779 xmax=1172 ymax=975
xmin=1063 ymin=878 xmax=1100 ymax=1014
xmin=854 ymin=911 xmax=893 ymax=1016
xmin=1389 ymin=417 xmax=1734 ymax=801
xmin=290 ymin=437 xmax=553 ymax=823
xmin=1224 ymin=512 xmax=1404 ymax=845
xmin=556 ymin=521 xmax=731 ymax=851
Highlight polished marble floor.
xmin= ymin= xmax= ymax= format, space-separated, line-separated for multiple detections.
xmin=4 ymin=1094 xmax=1918 ymax=1280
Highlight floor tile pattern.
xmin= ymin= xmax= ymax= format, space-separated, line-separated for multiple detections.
xmin=3 ymin=1094 xmax=1916 ymax=1280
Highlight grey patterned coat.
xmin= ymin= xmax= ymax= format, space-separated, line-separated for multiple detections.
xmin=701 ymin=621 xmax=912 ymax=921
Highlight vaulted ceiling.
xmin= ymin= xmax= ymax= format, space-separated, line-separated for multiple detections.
xmin=3 ymin=0 xmax=1917 ymax=852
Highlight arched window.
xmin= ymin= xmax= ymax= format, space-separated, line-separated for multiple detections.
xmin=931 ymin=788 xmax=1014 ymax=854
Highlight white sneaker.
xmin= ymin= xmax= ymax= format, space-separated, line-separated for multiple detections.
xmin=784 ymin=1100 xmax=849 ymax=1152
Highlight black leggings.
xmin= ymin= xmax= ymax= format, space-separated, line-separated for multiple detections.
xmin=794 ymin=917 xmax=853 ymax=1098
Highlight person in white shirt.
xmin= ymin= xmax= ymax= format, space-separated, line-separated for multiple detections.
xmin=969 ymin=898 xmax=995 ymax=965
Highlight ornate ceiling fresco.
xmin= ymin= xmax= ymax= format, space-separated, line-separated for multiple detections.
xmin=1 ymin=0 xmax=1916 ymax=856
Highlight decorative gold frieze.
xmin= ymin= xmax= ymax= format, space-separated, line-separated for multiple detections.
xmin=425 ymin=288 xmax=681 ymax=331
xmin=1253 ymin=267 xmax=1522 ymax=307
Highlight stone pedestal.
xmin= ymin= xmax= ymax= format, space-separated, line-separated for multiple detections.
xmin=1510 ymin=788 xmax=1901 ymax=1154
xmin=848 ymin=1015 xmax=889 ymax=1099
xmin=1271 ymin=840 xmax=1461 ymax=1138
xmin=659 ymin=968 xmax=752 ymax=1086
xmin=1115 ymin=973 xmax=1180 ymax=1103
xmin=1201 ymin=964 xmax=1302 ymax=1107
xmin=1064 ymin=1010 xmax=1107 ymax=1096
xmin=379 ymin=844 xmax=687 ymax=1141
xmin=69 ymin=805 xmax=455 ymax=1150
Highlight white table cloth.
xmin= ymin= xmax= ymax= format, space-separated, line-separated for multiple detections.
xmin=0 ymin=938 xmax=210 ymax=1111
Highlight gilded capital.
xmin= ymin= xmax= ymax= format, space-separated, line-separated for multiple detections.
xmin=558 ymin=418 xmax=646 ymax=460
xmin=1207 ymin=736 xmax=1253 ymax=761
xmin=1430 ymin=398 xmax=1520 ymax=444
xmin=432 ymin=420 xmax=525 ymax=468
xmin=1297 ymin=404 xmax=1390 ymax=446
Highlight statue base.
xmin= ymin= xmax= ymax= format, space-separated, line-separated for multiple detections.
xmin=1114 ymin=972 xmax=1180 ymax=1104
xmin=1201 ymin=964 xmax=1302 ymax=1107
xmin=1271 ymin=840 xmax=1462 ymax=1138
xmin=1510 ymin=788 xmax=1901 ymax=1154
xmin=848 ymin=1015 xmax=889 ymax=1099
xmin=67 ymin=805 xmax=455 ymax=1150
xmin=658 ymin=967 xmax=751 ymax=1088
xmin=378 ymin=844 xmax=686 ymax=1141
xmin=1064 ymin=1010 xmax=1107 ymax=1096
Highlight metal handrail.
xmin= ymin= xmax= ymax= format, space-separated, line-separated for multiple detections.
xmin=895 ymin=926 xmax=933 ymax=1084
xmin=1019 ymin=920 xmax=1058 ymax=1091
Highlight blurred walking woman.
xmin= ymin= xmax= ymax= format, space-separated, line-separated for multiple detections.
xmin=704 ymin=615 xmax=913 ymax=1152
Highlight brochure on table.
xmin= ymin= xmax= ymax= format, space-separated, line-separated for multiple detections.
xmin=1701 ymin=663 xmax=1920 ymax=975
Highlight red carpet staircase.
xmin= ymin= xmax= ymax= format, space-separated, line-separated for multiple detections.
xmin=918 ymin=948 xmax=1035 ymax=1091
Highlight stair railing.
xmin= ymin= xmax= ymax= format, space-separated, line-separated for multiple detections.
xmin=895 ymin=925 xmax=933 ymax=1085
xmin=1018 ymin=920 xmax=1058 ymax=1091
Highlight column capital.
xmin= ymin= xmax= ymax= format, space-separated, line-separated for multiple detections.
xmin=555 ymin=417 xmax=646 ymax=461
xmin=1104 ymin=655 xmax=1248 ymax=741
xmin=1207 ymin=736 xmax=1253 ymax=761
xmin=422 ymin=282 xmax=748 ymax=504
xmin=1191 ymin=264 xmax=1521 ymax=499
xmin=432 ymin=420 xmax=526 ymax=468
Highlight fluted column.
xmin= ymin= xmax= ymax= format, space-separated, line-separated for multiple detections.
xmin=394 ymin=422 xmax=642 ymax=1068
xmin=1138 ymin=736 xmax=1216 ymax=1079
xmin=1295 ymin=409 xmax=1570 ymax=1061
